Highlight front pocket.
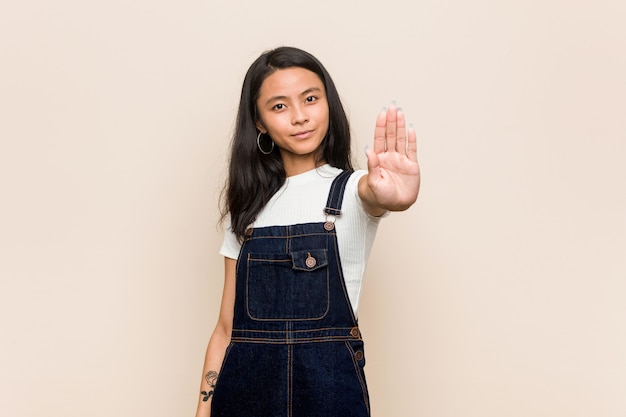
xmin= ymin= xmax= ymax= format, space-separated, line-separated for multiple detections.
xmin=246 ymin=250 xmax=330 ymax=320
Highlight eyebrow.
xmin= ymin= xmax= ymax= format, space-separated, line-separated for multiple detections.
xmin=264 ymin=87 xmax=323 ymax=106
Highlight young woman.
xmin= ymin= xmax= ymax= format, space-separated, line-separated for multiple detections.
xmin=195 ymin=46 xmax=419 ymax=417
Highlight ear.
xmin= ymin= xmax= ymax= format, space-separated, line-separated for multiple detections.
xmin=255 ymin=120 xmax=267 ymax=134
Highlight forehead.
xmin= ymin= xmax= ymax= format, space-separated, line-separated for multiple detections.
xmin=258 ymin=67 xmax=325 ymax=98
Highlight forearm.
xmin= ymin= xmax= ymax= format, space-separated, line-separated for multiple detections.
xmin=194 ymin=325 xmax=231 ymax=417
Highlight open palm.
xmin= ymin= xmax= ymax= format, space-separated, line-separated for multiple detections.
xmin=364 ymin=104 xmax=420 ymax=211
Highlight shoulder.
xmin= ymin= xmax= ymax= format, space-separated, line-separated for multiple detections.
xmin=219 ymin=217 xmax=241 ymax=260
xmin=348 ymin=169 xmax=367 ymax=186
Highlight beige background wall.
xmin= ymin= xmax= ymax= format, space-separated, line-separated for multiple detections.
xmin=1 ymin=1 xmax=625 ymax=416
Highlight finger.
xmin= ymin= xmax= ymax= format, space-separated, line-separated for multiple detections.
xmin=407 ymin=123 xmax=418 ymax=162
xmin=396 ymin=108 xmax=407 ymax=154
xmin=373 ymin=109 xmax=386 ymax=153
xmin=385 ymin=104 xmax=397 ymax=153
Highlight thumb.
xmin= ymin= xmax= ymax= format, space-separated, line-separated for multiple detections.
xmin=365 ymin=144 xmax=380 ymax=178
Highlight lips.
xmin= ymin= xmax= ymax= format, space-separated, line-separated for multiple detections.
xmin=291 ymin=130 xmax=314 ymax=139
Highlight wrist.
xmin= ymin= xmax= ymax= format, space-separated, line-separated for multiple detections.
xmin=358 ymin=175 xmax=387 ymax=216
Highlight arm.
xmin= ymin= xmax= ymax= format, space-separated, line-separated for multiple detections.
xmin=358 ymin=104 xmax=420 ymax=216
xmin=194 ymin=257 xmax=236 ymax=417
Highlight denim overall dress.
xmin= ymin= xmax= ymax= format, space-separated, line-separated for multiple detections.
xmin=211 ymin=170 xmax=370 ymax=417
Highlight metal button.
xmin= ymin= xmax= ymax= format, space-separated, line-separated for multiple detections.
xmin=355 ymin=350 xmax=364 ymax=361
xmin=305 ymin=255 xmax=317 ymax=268
xmin=324 ymin=222 xmax=335 ymax=231
xmin=350 ymin=327 xmax=360 ymax=338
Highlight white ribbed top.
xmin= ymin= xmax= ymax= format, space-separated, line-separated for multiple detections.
xmin=219 ymin=164 xmax=381 ymax=315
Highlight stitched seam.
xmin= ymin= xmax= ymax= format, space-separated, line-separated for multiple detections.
xmin=333 ymin=235 xmax=359 ymax=325
xmin=230 ymin=336 xmax=360 ymax=344
xmin=232 ymin=326 xmax=354 ymax=333
xmin=345 ymin=341 xmax=370 ymax=414
xmin=287 ymin=344 xmax=293 ymax=417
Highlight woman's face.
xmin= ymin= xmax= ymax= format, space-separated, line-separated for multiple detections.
xmin=255 ymin=67 xmax=330 ymax=175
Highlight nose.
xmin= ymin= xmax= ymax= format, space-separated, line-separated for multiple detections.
xmin=291 ymin=104 xmax=309 ymax=125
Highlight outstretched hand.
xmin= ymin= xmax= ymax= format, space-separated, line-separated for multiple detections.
xmin=360 ymin=104 xmax=420 ymax=215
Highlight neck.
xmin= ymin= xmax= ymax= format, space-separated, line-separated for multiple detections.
xmin=280 ymin=150 xmax=326 ymax=177
xmin=283 ymin=159 xmax=326 ymax=177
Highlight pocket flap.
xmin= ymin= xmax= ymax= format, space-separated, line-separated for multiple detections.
xmin=291 ymin=249 xmax=328 ymax=271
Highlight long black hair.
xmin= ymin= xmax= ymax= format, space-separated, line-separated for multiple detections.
xmin=221 ymin=46 xmax=353 ymax=241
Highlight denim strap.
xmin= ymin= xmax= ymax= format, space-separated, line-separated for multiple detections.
xmin=324 ymin=170 xmax=354 ymax=216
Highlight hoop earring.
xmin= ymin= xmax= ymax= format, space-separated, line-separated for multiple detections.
xmin=257 ymin=132 xmax=275 ymax=155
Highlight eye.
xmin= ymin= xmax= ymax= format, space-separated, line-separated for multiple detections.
xmin=305 ymin=96 xmax=317 ymax=103
xmin=272 ymin=103 xmax=285 ymax=110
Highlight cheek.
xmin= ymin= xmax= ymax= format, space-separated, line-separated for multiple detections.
xmin=319 ymin=108 xmax=330 ymax=131
xmin=319 ymin=104 xmax=330 ymax=122
xmin=259 ymin=113 xmax=284 ymax=134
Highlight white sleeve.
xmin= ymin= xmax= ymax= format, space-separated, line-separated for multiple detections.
xmin=219 ymin=219 xmax=242 ymax=259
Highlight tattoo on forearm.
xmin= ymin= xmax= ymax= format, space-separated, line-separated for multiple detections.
xmin=201 ymin=370 xmax=218 ymax=402
xmin=205 ymin=370 xmax=218 ymax=386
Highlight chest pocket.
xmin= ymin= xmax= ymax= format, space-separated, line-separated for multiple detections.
xmin=246 ymin=249 xmax=330 ymax=321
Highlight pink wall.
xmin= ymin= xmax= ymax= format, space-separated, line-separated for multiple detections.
xmin=1 ymin=1 xmax=625 ymax=416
